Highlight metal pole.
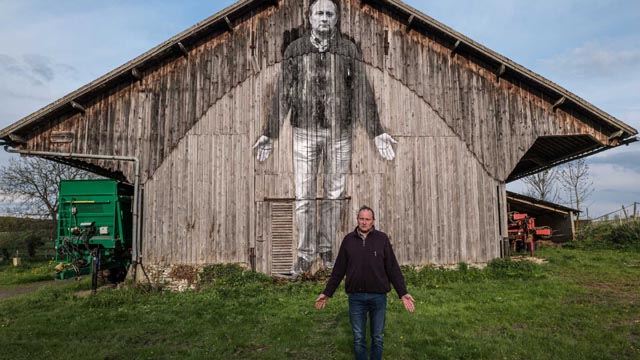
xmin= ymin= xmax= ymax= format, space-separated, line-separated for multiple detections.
xmin=3 ymin=146 xmax=142 ymax=267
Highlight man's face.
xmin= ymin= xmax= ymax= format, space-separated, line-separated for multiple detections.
xmin=310 ymin=0 xmax=337 ymax=34
xmin=357 ymin=209 xmax=375 ymax=234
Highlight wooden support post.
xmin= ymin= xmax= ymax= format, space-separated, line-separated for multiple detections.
xmin=70 ymin=101 xmax=86 ymax=113
xmin=496 ymin=63 xmax=507 ymax=81
xmin=622 ymin=205 xmax=628 ymax=219
xmin=224 ymin=16 xmax=234 ymax=32
xmin=177 ymin=41 xmax=189 ymax=58
xmin=405 ymin=15 xmax=415 ymax=33
xmin=634 ymin=202 xmax=637 ymax=218
xmin=608 ymin=130 xmax=624 ymax=141
xmin=552 ymin=96 xmax=566 ymax=112
xmin=450 ymin=39 xmax=461 ymax=58
xmin=131 ymin=68 xmax=143 ymax=80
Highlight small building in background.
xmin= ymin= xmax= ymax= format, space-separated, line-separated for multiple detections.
xmin=507 ymin=192 xmax=578 ymax=243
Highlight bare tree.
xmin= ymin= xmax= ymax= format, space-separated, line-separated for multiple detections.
xmin=522 ymin=168 xmax=560 ymax=202
xmin=559 ymin=158 xmax=594 ymax=221
xmin=0 ymin=157 xmax=97 ymax=221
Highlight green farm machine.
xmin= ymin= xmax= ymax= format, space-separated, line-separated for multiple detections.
xmin=55 ymin=179 xmax=133 ymax=285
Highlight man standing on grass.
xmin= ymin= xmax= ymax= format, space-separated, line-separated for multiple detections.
xmin=315 ymin=206 xmax=415 ymax=360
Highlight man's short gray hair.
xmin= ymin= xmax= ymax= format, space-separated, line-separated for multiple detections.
xmin=357 ymin=205 xmax=376 ymax=220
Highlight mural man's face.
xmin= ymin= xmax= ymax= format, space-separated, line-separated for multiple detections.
xmin=310 ymin=0 xmax=337 ymax=34
xmin=357 ymin=209 xmax=375 ymax=234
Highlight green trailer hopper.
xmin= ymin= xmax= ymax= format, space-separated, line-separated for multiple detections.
xmin=55 ymin=179 xmax=133 ymax=282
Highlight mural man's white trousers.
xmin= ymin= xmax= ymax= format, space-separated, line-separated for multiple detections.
xmin=293 ymin=126 xmax=352 ymax=264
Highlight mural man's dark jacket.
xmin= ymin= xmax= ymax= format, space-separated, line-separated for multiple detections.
xmin=264 ymin=32 xmax=384 ymax=138
xmin=322 ymin=226 xmax=408 ymax=298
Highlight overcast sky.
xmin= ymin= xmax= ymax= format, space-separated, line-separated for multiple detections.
xmin=0 ymin=0 xmax=638 ymax=218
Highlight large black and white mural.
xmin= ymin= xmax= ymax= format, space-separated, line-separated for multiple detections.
xmin=254 ymin=0 xmax=397 ymax=277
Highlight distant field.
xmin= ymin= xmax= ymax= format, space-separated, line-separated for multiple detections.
xmin=0 ymin=246 xmax=638 ymax=360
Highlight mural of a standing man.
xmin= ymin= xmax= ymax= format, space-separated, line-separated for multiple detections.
xmin=254 ymin=0 xmax=397 ymax=279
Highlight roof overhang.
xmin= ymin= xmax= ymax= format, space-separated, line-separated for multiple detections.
xmin=508 ymin=135 xmax=638 ymax=182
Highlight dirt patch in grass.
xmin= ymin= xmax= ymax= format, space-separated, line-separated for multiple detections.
xmin=579 ymin=280 xmax=640 ymax=304
xmin=510 ymin=256 xmax=549 ymax=264
xmin=538 ymin=240 xmax=563 ymax=248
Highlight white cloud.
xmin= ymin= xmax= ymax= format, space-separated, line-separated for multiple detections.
xmin=590 ymin=163 xmax=640 ymax=191
xmin=542 ymin=40 xmax=640 ymax=79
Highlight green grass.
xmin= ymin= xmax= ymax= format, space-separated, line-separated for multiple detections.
xmin=0 ymin=261 xmax=55 ymax=286
xmin=1 ymin=248 xmax=639 ymax=359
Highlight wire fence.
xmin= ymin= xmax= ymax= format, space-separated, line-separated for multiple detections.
xmin=588 ymin=202 xmax=639 ymax=223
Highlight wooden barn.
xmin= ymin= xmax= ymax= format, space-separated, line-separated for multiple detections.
xmin=1 ymin=0 xmax=637 ymax=281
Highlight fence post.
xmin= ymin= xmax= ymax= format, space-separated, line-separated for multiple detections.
xmin=634 ymin=202 xmax=637 ymax=218
xmin=622 ymin=205 xmax=628 ymax=220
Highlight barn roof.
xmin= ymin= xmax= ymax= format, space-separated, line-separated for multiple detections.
xmin=1 ymin=0 xmax=637 ymax=180
xmin=507 ymin=191 xmax=579 ymax=215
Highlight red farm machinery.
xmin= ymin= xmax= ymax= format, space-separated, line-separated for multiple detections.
xmin=508 ymin=212 xmax=552 ymax=256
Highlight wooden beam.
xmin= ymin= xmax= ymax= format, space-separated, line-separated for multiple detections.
xmin=7 ymin=134 xmax=27 ymax=144
xmin=176 ymin=41 xmax=189 ymax=58
xmin=224 ymin=16 xmax=234 ymax=32
xmin=131 ymin=68 xmax=143 ymax=80
xmin=405 ymin=15 xmax=415 ymax=33
xmin=70 ymin=101 xmax=86 ymax=113
xmin=450 ymin=39 xmax=461 ymax=58
xmin=552 ymin=96 xmax=566 ymax=112
xmin=496 ymin=63 xmax=507 ymax=79
xmin=608 ymin=130 xmax=624 ymax=140
xmin=522 ymin=154 xmax=549 ymax=167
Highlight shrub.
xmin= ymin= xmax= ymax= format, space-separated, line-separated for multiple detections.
xmin=571 ymin=219 xmax=640 ymax=251
xmin=0 ymin=217 xmax=55 ymax=260
xmin=199 ymin=264 xmax=272 ymax=288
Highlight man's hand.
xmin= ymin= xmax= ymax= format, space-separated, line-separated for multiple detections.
xmin=315 ymin=294 xmax=329 ymax=310
xmin=374 ymin=133 xmax=398 ymax=161
xmin=253 ymin=135 xmax=273 ymax=162
xmin=401 ymin=294 xmax=415 ymax=313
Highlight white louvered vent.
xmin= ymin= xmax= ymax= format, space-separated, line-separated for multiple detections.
xmin=270 ymin=202 xmax=294 ymax=275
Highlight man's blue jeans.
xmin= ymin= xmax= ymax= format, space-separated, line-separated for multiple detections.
xmin=348 ymin=293 xmax=387 ymax=360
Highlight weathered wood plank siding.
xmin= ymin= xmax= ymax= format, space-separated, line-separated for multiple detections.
xmin=16 ymin=0 xmax=614 ymax=270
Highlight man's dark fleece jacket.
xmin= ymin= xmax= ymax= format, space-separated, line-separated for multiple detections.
xmin=322 ymin=227 xmax=408 ymax=298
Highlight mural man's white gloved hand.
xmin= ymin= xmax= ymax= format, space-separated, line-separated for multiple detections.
xmin=374 ymin=133 xmax=398 ymax=161
xmin=253 ymin=135 xmax=273 ymax=162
